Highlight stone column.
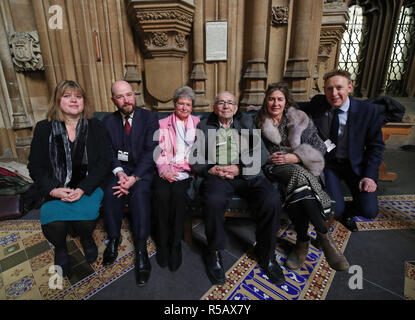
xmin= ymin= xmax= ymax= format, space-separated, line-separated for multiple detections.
xmin=122 ymin=0 xmax=145 ymax=109
xmin=0 ymin=2 xmax=32 ymax=163
xmin=355 ymin=0 xmax=404 ymax=98
xmin=240 ymin=0 xmax=268 ymax=110
xmin=316 ymin=0 xmax=349 ymax=94
xmin=190 ymin=0 xmax=210 ymax=111
xmin=284 ymin=0 xmax=323 ymax=101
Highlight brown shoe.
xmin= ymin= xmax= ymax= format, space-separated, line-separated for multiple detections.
xmin=286 ymin=240 xmax=309 ymax=270
xmin=316 ymin=231 xmax=349 ymax=271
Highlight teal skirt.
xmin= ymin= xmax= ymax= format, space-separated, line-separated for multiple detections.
xmin=40 ymin=188 xmax=103 ymax=225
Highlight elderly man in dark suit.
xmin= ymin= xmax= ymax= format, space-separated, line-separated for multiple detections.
xmin=190 ymin=91 xmax=285 ymax=286
xmin=301 ymin=70 xmax=385 ymax=232
xmin=101 ymin=80 xmax=159 ymax=286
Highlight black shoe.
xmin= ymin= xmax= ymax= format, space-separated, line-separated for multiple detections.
xmin=156 ymin=246 xmax=168 ymax=268
xmin=340 ymin=216 xmax=358 ymax=232
xmin=205 ymin=250 xmax=225 ymax=285
xmin=260 ymin=260 xmax=286 ymax=285
xmin=103 ymin=238 xmax=120 ymax=266
xmin=135 ymin=250 xmax=151 ymax=286
xmin=168 ymin=244 xmax=182 ymax=272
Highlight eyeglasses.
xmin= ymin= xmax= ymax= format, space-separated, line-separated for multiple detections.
xmin=113 ymin=92 xmax=134 ymax=100
xmin=217 ymin=100 xmax=236 ymax=107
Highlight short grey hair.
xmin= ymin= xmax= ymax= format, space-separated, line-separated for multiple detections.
xmin=213 ymin=91 xmax=236 ymax=105
xmin=173 ymin=86 xmax=195 ymax=105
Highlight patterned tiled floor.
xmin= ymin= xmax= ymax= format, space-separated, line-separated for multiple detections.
xmin=0 ymin=219 xmax=155 ymax=300
xmin=202 ymin=195 xmax=415 ymax=300
xmin=1 ymin=195 xmax=414 ymax=300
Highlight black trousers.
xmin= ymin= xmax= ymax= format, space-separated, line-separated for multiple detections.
xmin=102 ymin=169 xmax=152 ymax=240
xmin=200 ymin=175 xmax=281 ymax=264
xmin=152 ymin=175 xmax=192 ymax=248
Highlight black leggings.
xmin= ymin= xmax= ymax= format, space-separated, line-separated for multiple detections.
xmin=287 ymin=199 xmax=328 ymax=242
xmin=42 ymin=220 xmax=97 ymax=259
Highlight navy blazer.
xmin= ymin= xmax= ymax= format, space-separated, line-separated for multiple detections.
xmin=300 ymin=95 xmax=385 ymax=181
xmin=102 ymin=107 xmax=159 ymax=182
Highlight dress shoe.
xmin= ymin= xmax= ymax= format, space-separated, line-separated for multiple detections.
xmin=135 ymin=249 xmax=151 ymax=286
xmin=316 ymin=231 xmax=350 ymax=271
xmin=168 ymin=244 xmax=182 ymax=272
xmin=156 ymin=246 xmax=168 ymax=268
xmin=285 ymin=240 xmax=309 ymax=270
xmin=259 ymin=260 xmax=286 ymax=285
xmin=103 ymin=238 xmax=120 ymax=267
xmin=340 ymin=216 xmax=358 ymax=232
xmin=81 ymin=237 xmax=98 ymax=264
xmin=205 ymin=250 xmax=225 ymax=285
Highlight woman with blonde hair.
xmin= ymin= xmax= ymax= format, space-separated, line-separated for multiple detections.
xmin=28 ymin=80 xmax=111 ymax=276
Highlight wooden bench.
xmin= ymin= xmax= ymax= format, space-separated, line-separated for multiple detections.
xmin=379 ymin=122 xmax=415 ymax=181
xmin=94 ymin=111 xmax=414 ymax=243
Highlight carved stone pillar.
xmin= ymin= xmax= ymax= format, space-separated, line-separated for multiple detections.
xmin=240 ymin=0 xmax=269 ymax=111
xmin=284 ymin=0 xmax=323 ymax=102
xmin=190 ymin=0 xmax=209 ymax=111
xmin=354 ymin=0 xmax=404 ymax=98
xmin=127 ymin=0 xmax=195 ymax=111
xmin=122 ymin=3 xmax=146 ymax=110
xmin=0 ymin=3 xmax=32 ymax=163
xmin=316 ymin=0 xmax=349 ymax=94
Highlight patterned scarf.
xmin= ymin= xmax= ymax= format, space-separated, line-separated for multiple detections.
xmin=49 ymin=119 xmax=88 ymax=187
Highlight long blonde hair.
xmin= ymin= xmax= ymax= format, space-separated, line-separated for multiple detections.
xmin=46 ymin=80 xmax=92 ymax=121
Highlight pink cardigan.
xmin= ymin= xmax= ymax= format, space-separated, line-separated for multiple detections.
xmin=156 ymin=113 xmax=200 ymax=176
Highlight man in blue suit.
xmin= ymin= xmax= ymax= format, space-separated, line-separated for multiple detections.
xmin=102 ymin=80 xmax=159 ymax=285
xmin=302 ymin=70 xmax=385 ymax=232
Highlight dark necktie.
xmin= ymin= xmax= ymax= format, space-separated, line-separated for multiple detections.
xmin=329 ymin=108 xmax=341 ymax=145
xmin=125 ymin=116 xmax=131 ymax=135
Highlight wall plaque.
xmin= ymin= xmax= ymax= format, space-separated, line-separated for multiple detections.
xmin=205 ymin=21 xmax=227 ymax=61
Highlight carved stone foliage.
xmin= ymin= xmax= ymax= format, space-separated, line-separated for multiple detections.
xmin=271 ymin=6 xmax=289 ymax=26
xmin=324 ymin=0 xmax=347 ymax=8
xmin=9 ymin=31 xmax=44 ymax=72
xmin=128 ymin=1 xmax=195 ymax=58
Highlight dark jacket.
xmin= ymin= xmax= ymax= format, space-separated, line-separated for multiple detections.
xmin=28 ymin=118 xmax=112 ymax=197
xmin=301 ymin=95 xmax=385 ymax=181
xmin=102 ymin=107 xmax=159 ymax=182
xmin=190 ymin=111 xmax=269 ymax=179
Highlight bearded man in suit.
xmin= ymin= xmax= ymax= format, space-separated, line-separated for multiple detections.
xmin=101 ymin=80 xmax=159 ymax=285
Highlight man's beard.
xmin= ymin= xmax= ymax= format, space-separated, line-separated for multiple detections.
xmin=119 ymin=103 xmax=135 ymax=115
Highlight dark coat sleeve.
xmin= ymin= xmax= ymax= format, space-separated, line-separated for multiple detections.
xmin=132 ymin=110 xmax=159 ymax=181
xmin=27 ymin=120 xmax=60 ymax=197
xmin=360 ymin=103 xmax=385 ymax=181
xmin=189 ymin=119 xmax=213 ymax=178
xmin=77 ymin=118 xmax=112 ymax=195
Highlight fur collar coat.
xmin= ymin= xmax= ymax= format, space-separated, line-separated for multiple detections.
xmin=261 ymin=106 xmax=327 ymax=176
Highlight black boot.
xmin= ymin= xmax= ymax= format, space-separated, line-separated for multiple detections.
xmin=54 ymin=249 xmax=70 ymax=277
xmin=135 ymin=239 xmax=151 ymax=286
xmin=254 ymin=246 xmax=286 ymax=285
xmin=168 ymin=243 xmax=182 ymax=272
xmin=205 ymin=250 xmax=225 ymax=285
xmin=103 ymin=238 xmax=120 ymax=266
xmin=80 ymin=236 xmax=98 ymax=264
xmin=156 ymin=245 xmax=168 ymax=268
